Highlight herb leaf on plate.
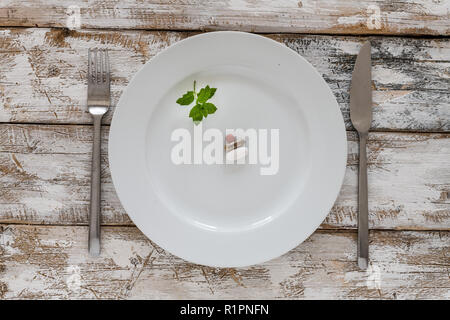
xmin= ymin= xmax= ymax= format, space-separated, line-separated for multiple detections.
xmin=176 ymin=81 xmax=219 ymax=124
xmin=189 ymin=104 xmax=204 ymax=123
xmin=203 ymin=102 xmax=217 ymax=115
xmin=197 ymin=85 xmax=217 ymax=103
xmin=176 ymin=91 xmax=195 ymax=105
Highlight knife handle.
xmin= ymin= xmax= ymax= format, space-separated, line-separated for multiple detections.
xmin=358 ymin=132 xmax=369 ymax=270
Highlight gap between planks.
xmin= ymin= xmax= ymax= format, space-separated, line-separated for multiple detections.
xmin=1 ymin=221 xmax=449 ymax=233
xmin=1 ymin=25 xmax=450 ymax=39
xmin=1 ymin=121 xmax=449 ymax=135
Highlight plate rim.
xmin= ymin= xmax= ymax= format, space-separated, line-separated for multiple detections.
xmin=109 ymin=31 xmax=347 ymax=267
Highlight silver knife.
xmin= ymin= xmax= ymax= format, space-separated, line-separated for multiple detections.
xmin=350 ymin=42 xmax=372 ymax=270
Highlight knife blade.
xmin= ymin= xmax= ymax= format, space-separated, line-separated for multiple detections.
xmin=350 ymin=42 xmax=372 ymax=132
xmin=349 ymin=41 xmax=372 ymax=270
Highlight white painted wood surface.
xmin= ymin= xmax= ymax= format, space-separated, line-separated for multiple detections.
xmin=0 ymin=0 xmax=449 ymax=35
xmin=0 ymin=28 xmax=448 ymax=131
xmin=0 ymin=124 xmax=448 ymax=230
xmin=0 ymin=1 xmax=449 ymax=300
xmin=1 ymin=225 xmax=449 ymax=299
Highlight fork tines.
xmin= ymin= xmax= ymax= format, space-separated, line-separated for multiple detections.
xmin=88 ymin=48 xmax=110 ymax=85
xmin=87 ymin=48 xmax=110 ymax=109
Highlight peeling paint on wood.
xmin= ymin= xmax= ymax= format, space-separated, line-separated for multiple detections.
xmin=0 ymin=0 xmax=448 ymax=35
xmin=0 ymin=124 xmax=448 ymax=230
xmin=0 ymin=225 xmax=448 ymax=299
xmin=0 ymin=1 xmax=449 ymax=300
xmin=0 ymin=28 xmax=448 ymax=131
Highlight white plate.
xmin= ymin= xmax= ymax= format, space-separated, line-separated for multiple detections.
xmin=109 ymin=32 xmax=347 ymax=267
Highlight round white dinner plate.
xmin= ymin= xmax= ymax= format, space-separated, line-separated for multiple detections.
xmin=109 ymin=32 xmax=347 ymax=267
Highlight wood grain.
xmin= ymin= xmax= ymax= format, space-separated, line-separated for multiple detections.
xmin=0 ymin=0 xmax=449 ymax=36
xmin=0 ymin=124 xmax=448 ymax=230
xmin=0 ymin=225 xmax=448 ymax=299
xmin=0 ymin=28 xmax=448 ymax=131
xmin=0 ymin=2 xmax=449 ymax=299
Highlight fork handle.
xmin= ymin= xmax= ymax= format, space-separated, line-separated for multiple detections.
xmin=89 ymin=114 xmax=102 ymax=256
xmin=357 ymin=132 xmax=369 ymax=269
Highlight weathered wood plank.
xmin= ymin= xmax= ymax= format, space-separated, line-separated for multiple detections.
xmin=0 ymin=225 xmax=448 ymax=299
xmin=0 ymin=29 xmax=449 ymax=131
xmin=0 ymin=0 xmax=449 ymax=36
xmin=0 ymin=124 xmax=448 ymax=230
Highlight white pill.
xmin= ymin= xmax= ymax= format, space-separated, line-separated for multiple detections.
xmin=225 ymin=137 xmax=245 ymax=152
xmin=226 ymin=146 xmax=248 ymax=162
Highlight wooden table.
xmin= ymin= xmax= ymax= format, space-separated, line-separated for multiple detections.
xmin=0 ymin=1 xmax=449 ymax=300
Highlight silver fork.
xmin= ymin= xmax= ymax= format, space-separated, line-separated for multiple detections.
xmin=87 ymin=48 xmax=110 ymax=256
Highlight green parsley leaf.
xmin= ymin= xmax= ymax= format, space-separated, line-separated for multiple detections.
xmin=197 ymin=85 xmax=214 ymax=103
xmin=208 ymin=88 xmax=217 ymax=99
xmin=176 ymin=91 xmax=194 ymax=105
xmin=189 ymin=104 xmax=203 ymax=122
xmin=203 ymin=102 xmax=217 ymax=115
xmin=200 ymin=105 xmax=209 ymax=117
xmin=176 ymin=81 xmax=219 ymax=124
